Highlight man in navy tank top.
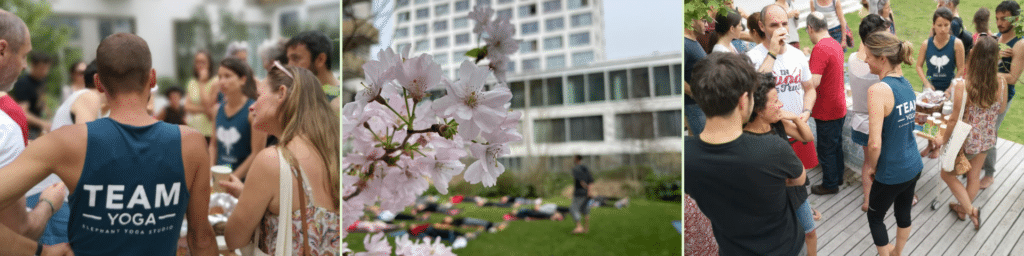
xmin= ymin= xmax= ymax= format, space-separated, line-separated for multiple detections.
xmin=983 ymin=1 xmax=1024 ymax=189
xmin=0 ymin=33 xmax=217 ymax=255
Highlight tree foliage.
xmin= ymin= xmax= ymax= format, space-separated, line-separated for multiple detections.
xmin=684 ymin=0 xmax=727 ymax=31
xmin=0 ymin=0 xmax=73 ymax=100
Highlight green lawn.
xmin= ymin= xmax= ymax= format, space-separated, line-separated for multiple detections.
xmin=345 ymin=197 xmax=682 ymax=255
xmin=797 ymin=1 xmax=1024 ymax=144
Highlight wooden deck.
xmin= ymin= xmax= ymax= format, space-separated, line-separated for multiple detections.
xmin=807 ymin=137 xmax=1024 ymax=255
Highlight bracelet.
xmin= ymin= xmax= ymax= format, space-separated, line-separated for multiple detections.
xmin=36 ymin=242 xmax=42 ymax=256
xmin=39 ymin=198 xmax=56 ymax=214
xmin=767 ymin=52 xmax=777 ymax=59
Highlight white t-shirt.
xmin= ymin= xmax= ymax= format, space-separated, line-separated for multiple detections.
xmin=0 ymin=110 xmax=24 ymax=170
xmin=747 ymin=44 xmax=813 ymax=116
xmin=847 ymin=51 xmax=879 ymax=134
xmin=713 ymin=43 xmax=736 ymax=54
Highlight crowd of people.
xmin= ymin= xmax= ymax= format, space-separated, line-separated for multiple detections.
xmin=0 ymin=8 xmax=340 ymax=255
xmin=685 ymin=0 xmax=1023 ymax=255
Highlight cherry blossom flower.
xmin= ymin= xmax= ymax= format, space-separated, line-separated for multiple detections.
xmin=354 ymin=233 xmax=391 ymax=256
xmin=468 ymin=5 xmax=493 ymax=35
xmin=432 ymin=61 xmax=513 ymax=140
xmin=395 ymin=54 xmax=443 ymax=102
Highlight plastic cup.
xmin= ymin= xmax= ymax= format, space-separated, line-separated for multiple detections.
xmin=210 ymin=165 xmax=232 ymax=193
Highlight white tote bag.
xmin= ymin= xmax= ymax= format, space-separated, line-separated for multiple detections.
xmin=241 ymin=149 xmax=296 ymax=256
xmin=940 ymin=79 xmax=973 ymax=172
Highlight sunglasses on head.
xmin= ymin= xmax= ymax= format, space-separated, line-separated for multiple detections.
xmin=272 ymin=60 xmax=293 ymax=79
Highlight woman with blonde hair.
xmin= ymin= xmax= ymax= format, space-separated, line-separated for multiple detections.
xmin=222 ymin=63 xmax=340 ymax=255
xmin=930 ymin=36 xmax=1005 ymax=229
xmin=862 ymin=31 xmax=924 ymax=256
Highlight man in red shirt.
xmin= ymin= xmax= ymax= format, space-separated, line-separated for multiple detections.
xmin=807 ymin=12 xmax=848 ymax=195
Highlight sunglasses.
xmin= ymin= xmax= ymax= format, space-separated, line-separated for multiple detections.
xmin=273 ymin=60 xmax=293 ymax=79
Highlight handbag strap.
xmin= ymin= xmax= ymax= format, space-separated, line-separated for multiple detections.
xmin=956 ymin=78 xmax=969 ymax=122
xmin=279 ymin=147 xmax=312 ymax=256
xmin=275 ymin=148 xmax=294 ymax=256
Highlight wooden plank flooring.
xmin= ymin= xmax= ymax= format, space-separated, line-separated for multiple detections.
xmin=806 ymin=137 xmax=1024 ymax=255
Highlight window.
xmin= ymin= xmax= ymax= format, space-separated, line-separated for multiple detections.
xmin=279 ymin=11 xmax=299 ymax=36
xmin=454 ymin=17 xmax=469 ymax=28
xmin=414 ymin=24 xmax=428 ymax=35
xmin=499 ymin=0 xmax=514 ymax=3
xmin=415 ymin=39 xmax=429 ymax=51
xmin=100 ymin=17 xmax=135 ymax=40
xmin=617 ymin=112 xmax=654 ymax=139
xmin=506 ymin=61 xmax=515 ymax=72
xmin=587 ymin=72 xmax=605 ymax=102
xmin=397 ymin=0 xmax=410 ymax=8
xmin=543 ymin=36 xmax=563 ymax=50
xmin=657 ymin=110 xmax=682 ymax=137
xmin=476 ymin=0 xmax=491 ymax=6
xmin=510 ymin=81 xmax=525 ymax=108
xmin=673 ymin=64 xmax=683 ymax=95
xmin=543 ymin=0 xmax=562 ymax=13
xmin=568 ymin=0 xmax=588 ymax=9
xmin=497 ymin=157 xmax=523 ymax=173
xmin=529 ymin=79 xmax=544 ymax=106
xmin=534 ymin=118 xmax=566 ymax=143
xmin=433 ymin=53 xmax=449 ymax=65
xmin=569 ymin=32 xmax=590 ymax=46
xmin=434 ymin=20 xmax=448 ymax=32
xmin=571 ymin=13 xmax=592 ymax=27
xmin=570 ymin=116 xmax=603 ymax=141
xmin=435 ymin=36 xmax=449 ymax=48
xmin=567 ymin=75 xmax=585 ymax=104
xmin=454 ymin=50 xmax=468 ymax=63
xmin=497 ymin=8 xmax=513 ymax=20
xmin=395 ymin=27 xmax=409 ymax=38
xmin=520 ymin=40 xmax=538 ymax=53
xmin=609 ymin=70 xmax=627 ymax=100
xmin=455 ymin=33 xmax=471 ymax=45
xmin=455 ymin=0 xmax=471 ymax=12
xmin=545 ymin=17 xmax=564 ymax=31
xmin=631 ymin=68 xmax=650 ymax=98
xmin=547 ymin=77 xmax=563 ymax=105
xmin=435 ymin=4 xmax=450 ymax=16
xmin=654 ymin=65 xmax=672 ymax=96
xmin=519 ymin=4 xmax=537 ymax=18
xmin=415 ymin=0 xmax=428 ymax=4
xmin=398 ymin=12 xmax=411 ymax=23
xmin=521 ymin=22 xmax=539 ymax=35
xmin=528 ymin=57 xmax=544 ymax=70
xmin=416 ymin=8 xmax=429 ymax=19
xmin=572 ymin=51 xmax=594 ymax=66
xmin=547 ymin=55 xmax=566 ymax=70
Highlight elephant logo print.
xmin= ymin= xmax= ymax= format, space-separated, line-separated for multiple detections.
xmin=216 ymin=126 xmax=241 ymax=155
xmin=930 ymin=55 xmax=950 ymax=74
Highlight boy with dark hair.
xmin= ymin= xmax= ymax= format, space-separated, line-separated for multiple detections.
xmin=685 ymin=52 xmax=807 ymax=256
xmin=286 ymin=30 xmax=340 ymax=111
xmin=11 ymin=50 xmax=53 ymax=137
xmin=158 ymin=87 xmax=186 ymax=125
xmin=0 ymin=32 xmax=217 ymax=255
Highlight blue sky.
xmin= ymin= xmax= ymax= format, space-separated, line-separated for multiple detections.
xmin=367 ymin=0 xmax=681 ymax=61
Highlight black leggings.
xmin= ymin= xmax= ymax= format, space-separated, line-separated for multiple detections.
xmin=867 ymin=172 xmax=920 ymax=246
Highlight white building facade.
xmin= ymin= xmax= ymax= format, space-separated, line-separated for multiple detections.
xmin=389 ymin=0 xmax=605 ymax=80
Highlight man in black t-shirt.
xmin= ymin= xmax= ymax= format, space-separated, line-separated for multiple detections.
xmin=685 ymin=53 xmax=807 ymax=256
xmin=570 ymin=155 xmax=594 ymax=234
xmin=10 ymin=51 xmax=52 ymax=138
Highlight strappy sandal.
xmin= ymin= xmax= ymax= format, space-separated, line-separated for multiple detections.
xmin=971 ymin=206 xmax=982 ymax=230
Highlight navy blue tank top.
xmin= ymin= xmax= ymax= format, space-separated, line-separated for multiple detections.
xmin=926 ymin=36 xmax=957 ymax=91
xmin=998 ymin=34 xmax=1019 ymax=102
xmin=875 ymin=77 xmax=924 ymax=185
xmin=68 ymin=118 xmax=190 ymax=256
xmin=215 ymin=99 xmax=255 ymax=168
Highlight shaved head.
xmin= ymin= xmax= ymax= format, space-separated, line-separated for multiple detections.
xmin=0 ymin=9 xmax=27 ymax=53
xmin=96 ymin=32 xmax=151 ymax=95
xmin=759 ymin=4 xmax=790 ymax=47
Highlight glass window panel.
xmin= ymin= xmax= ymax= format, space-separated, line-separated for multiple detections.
xmin=567 ymin=0 xmax=588 ymax=9
xmin=587 ymin=72 xmax=605 ymax=102
xmin=455 ymin=0 xmax=471 ymax=11
xmin=414 ymin=24 xmax=428 ymax=35
xmin=529 ymin=79 xmax=544 ymax=106
xmin=570 ymin=116 xmax=603 ymax=141
xmin=546 ymin=77 xmax=563 ymax=105
xmin=567 ymin=75 xmax=585 ymax=104
xmin=543 ymin=36 xmax=562 ymax=50
xmin=630 ymin=67 xmax=649 ymax=98
xmin=654 ymin=65 xmax=672 ymax=96
xmin=523 ymin=58 xmax=541 ymax=72
xmin=609 ymin=70 xmax=627 ymax=100
xmin=415 ymin=39 xmax=429 ymax=51
xmin=546 ymin=55 xmax=565 ymax=70
xmin=416 ymin=8 xmax=430 ymax=19
xmin=497 ymin=9 xmax=513 ymax=19
xmin=435 ymin=4 xmax=450 ymax=16
xmin=657 ymin=110 xmax=682 ymax=137
xmin=545 ymin=17 xmax=564 ymax=32
xmin=571 ymin=13 xmax=592 ymax=27
xmin=617 ymin=112 xmax=654 ymax=139
xmin=454 ymin=17 xmax=469 ymax=28
xmin=455 ymin=33 xmax=471 ymax=45
xmin=543 ymin=0 xmax=561 ymax=13
xmin=569 ymin=32 xmax=590 ymax=46
xmin=510 ymin=81 xmax=525 ymax=108
xmin=572 ymin=51 xmax=593 ymax=66
xmin=521 ymin=22 xmax=539 ymax=35
xmin=433 ymin=20 xmax=448 ymax=32
xmin=395 ymin=27 xmax=409 ymax=38
xmin=518 ymin=4 xmax=537 ymax=18
xmin=673 ymin=64 xmax=682 ymax=95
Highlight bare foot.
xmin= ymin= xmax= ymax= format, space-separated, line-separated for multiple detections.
xmin=929 ymin=148 xmax=940 ymax=159
xmin=571 ymin=226 xmax=585 ymax=234
xmin=949 ymin=203 xmax=967 ymax=220
xmin=981 ymin=176 xmax=994 ymax=189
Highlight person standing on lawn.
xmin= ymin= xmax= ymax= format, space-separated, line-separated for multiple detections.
xmin=571 ymin=155 xmax=594 ymax=234
xmin=805 ymin=12 xmax=847 ymax=196
xmin=985 ymin=0 xmax=1024 ymax=189
xmin=915 ymin=7 xmax=965 ymax=93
